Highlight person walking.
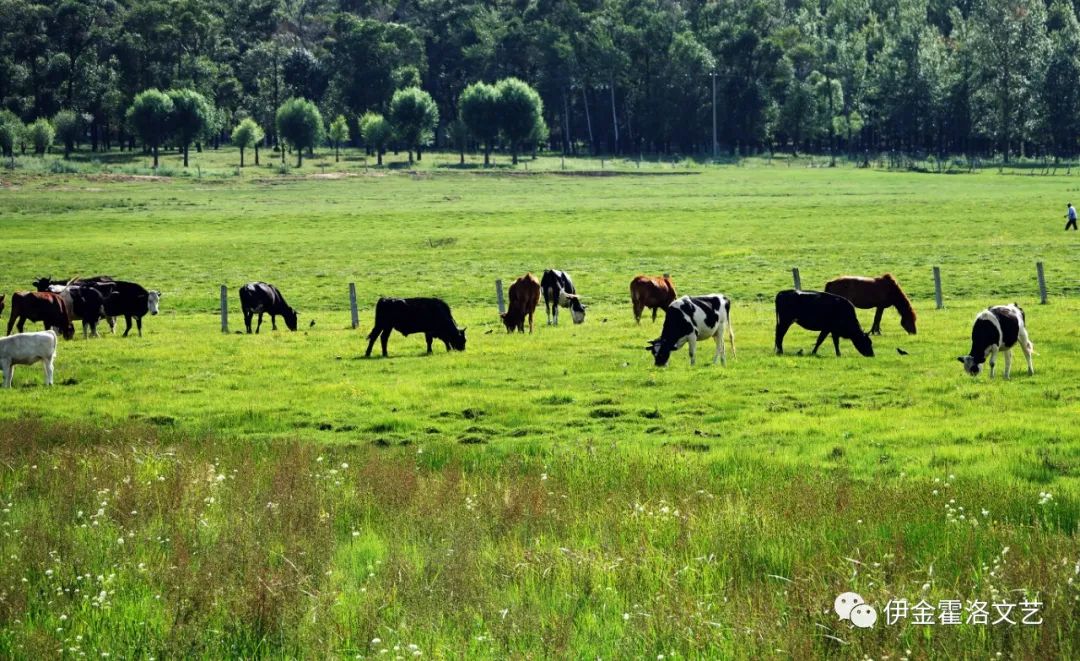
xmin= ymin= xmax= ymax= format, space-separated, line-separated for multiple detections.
xmin=1066 ymin=203 xmax=1078 ymax=230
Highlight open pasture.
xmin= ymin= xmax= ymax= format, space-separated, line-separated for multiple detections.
xmin=0 ymin=159 xmax=1078 ymax=657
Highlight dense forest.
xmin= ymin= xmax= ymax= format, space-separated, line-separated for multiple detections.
xmin=1 ymin=0 xmax=1078 ymax=160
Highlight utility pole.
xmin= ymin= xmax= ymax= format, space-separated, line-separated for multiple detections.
xmin=711 ymin=71 xmax=718 ymax=159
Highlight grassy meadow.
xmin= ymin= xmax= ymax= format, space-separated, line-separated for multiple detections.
xmin=0 ymin=149 xmax=1078 ymax=658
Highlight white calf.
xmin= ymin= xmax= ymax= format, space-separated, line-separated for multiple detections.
xmin=0 ymin=330 xmax=57 ymax=388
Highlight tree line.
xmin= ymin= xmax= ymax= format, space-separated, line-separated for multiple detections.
xmin=1 ymin=0 xmax=1078 ymax=162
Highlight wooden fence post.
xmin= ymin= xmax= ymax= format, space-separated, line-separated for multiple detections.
xmin=933 ymin=267 xmax=943 ymax=309
xmin=496 ymin=279 xmax=505 ymax=314
xmin=1036 ymin=262 xmax=1047 ymax=304
xmin=220 ymin=285 xmax=228 ymax=333
xmin=792 ymin=267 xmax=802 ymax=290
xmin=349 ymin=283 xmax=359 ymax=328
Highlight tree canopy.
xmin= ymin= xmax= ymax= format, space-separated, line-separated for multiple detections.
xmin=276 ymin=97 xmax=323 ymax=167
xmin=2 ymin=0 xmax=1079 ymax=160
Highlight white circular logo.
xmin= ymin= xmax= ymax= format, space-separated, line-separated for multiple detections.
xmin=833 ymin=592 xmax=864 ymax=620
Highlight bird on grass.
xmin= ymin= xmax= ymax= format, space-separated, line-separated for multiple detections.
xmin=897 ymin=348 xmax=909 ymax=356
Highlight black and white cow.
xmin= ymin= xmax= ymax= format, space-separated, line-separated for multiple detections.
xmin=540 ymin=269 xmax=585 ymax=325
xmin=958 ymin=304 xmax=1034 ymax=378
xmin=774 ymin=290 xmax=874 ymax=357
xmin=646 ymin=294 xmax=734 ymax=367
xmin=102 ymin=281 xmax=161 ymax=337
xmin=365 ymin=297 xmax=466 ymax=357
xmin=239 ymin=282 xmax=298 ymax=333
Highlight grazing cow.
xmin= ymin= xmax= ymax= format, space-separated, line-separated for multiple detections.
xmin=958 ymin=304 xmax=1034 ymax=378
xmin=630 ymin=275 xmax=677 ymax=323
xmin=102 ymin=281 xmax=160 ymax=337
xmin=0 ymin=330 xmax=57 ymax=387
xmin=540 ymin=269 xmax=586 ymax=325
xmin=34 ymin=282 xmax=107 ymax=339
xmin=239 ymin=282 xmax=298 ymax=334
xmin=646 ymin=294 xmax=735 ymax=367
xmin=6 ymin=292 xmax=75 ymax=340
xmin=774 ymin=290 xmax=874 ymax=357
xmin=365 ymin=297 xmax=466 ymax=357
xmin=825 ymin=273 xmax=917 ymax=335
xmin=502 ymin=273 xmax=541 ymax=333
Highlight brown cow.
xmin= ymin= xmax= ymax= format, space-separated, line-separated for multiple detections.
xmin=6 ymin=292 xmax=75 ymax=340
xmin=630 ymin=275 xmax=677 ymax=323
xmin=502 ymin=273 xmax=541 ymax=333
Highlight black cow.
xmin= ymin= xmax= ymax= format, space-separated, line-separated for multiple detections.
xmin=540 ymin=269 xmax=585 ymax=325
xmin=102 ymin=281 xmax=161 ymax=337
xmin=33 ymin=279 xmax=107 ymax=338
xmin=774 ymin=290 xmax=874 ymax=357
xmin=365 ymin=297 xmax=466 ymax=357
xmin=35 ymin=276 xmax=121 ymax=333
xmin=6 ymin=292 xmax=75 ymax=340
xmin=239 ymin=282 xmax=298 ymax=333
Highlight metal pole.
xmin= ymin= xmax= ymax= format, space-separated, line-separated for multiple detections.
xmin=496 ymin=279 xmax=505 ymax=314
xmin=349 ymin=283 xmax=359 ymax=328
xmin=1036 ymin=262 xmax=1047 ymax=304
xmin=220 ymin=285 xmax=228 ymax=333
xmin=792 ymin=268 xmax=801 ymax=290
xmin=933 ymin=267 xmax=943 ymax=309
xmin=711 ymin=72 xmax=718 ymax=159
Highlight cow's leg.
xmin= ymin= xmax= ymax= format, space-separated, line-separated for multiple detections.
xmin=6 ymin=314 xmax=15 ymax=336
xmin=244 ymin=310 xmax=254 ymax=334
xmin=988 ymin=346 xmax=998 ymax=378
xmin=107 ymin=316 xmax=116 ymax=333
xmin=811 ymin=330 xmax=830 ymax=355
xmin=43 ymin=355 xmax=53 ymax=386
xmin=17 ymin=318 xmax=26 ymax=333
xmin=1 ymin=360 xmax=11 ymax=388
xmin=774 ymin=318 xmax=793 ymax=354
xmin=651 ymin=307 xmax=658 ymax=322
xmin=527 ymin=309 xmax=534 ymax=334
xmin=364 ymin=326 xmax=381 ymax=357
xmin=545 ymin=298 xmax=553 ymax=325
xmin=255 ymin=312 xmax=264 ymax=334
xmin=443 ymin=339 xmax=451 ymax=351
xmin=832 ymin=333 xmax=841 ymax=356
xmin=380 ymin=330 xmax=391 ymax=357
xmin=425 ymin=334 xmax=434 ymax=354
xmin=633 ymin=301 xmax=643 ymax=324
xmin=871 ymin=307 xmax=885 ymax=335
xmin=1003 ymin=348 xmax=1013 ymax=379
xmin=136 ymin=316 xmax=143 ymax=337
xmin=271 ymin=313 xmax=277 ymax=331
xmin=687 ymin=336 xmax=697 ymax=366
xmin=120 ymin=315 xmax=132 ymax=337
xmin=713 ymin=332 xmax=725 ymax=366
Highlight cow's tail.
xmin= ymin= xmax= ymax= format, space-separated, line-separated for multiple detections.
xmin=724 ymin=298 xmax=736 ymax=356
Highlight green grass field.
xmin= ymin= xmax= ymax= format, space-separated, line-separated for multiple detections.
xmin=1 ymin=151 xmax=1078 ymax=658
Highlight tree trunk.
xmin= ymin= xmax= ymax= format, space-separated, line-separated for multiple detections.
xmin=416 ymin=146 xmax=422 ymax=161
xmin=255 ymin=145 xmax=260 ymax=165
xmin=240 ymin=146 xmax=245 ymax=168
xmin=377 ymin=149 xmax=383 ymax=165
xmin=335 ymin=145 xmax=339 ymax=162
xmin=459 ymin=147 xmax=464 ymax=165
xmin=296 ymin=149 xmax=303 ymax=167
xmin=183 ymin=144 xmax=189 ymax=167
xmin=484 ymin=144 xmax=490 ymax=166
xmin=153 ymin=144 xmax=159 ymax=168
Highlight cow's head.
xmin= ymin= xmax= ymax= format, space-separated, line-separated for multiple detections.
xmin=58 ymin=321 xmax=75 ymax=341
xmin=147 ymin=290 xmax=161 ymax=316
xmin=449 ymin=327 xmax=467 ymax=351
xmin=500 ymin=310 xmax=520 ymax=333
xmin=567 ymin=295 xmax=586 ymax=324
xmin=645 ymin=338 xmax=673 ymax=367
xmin=283 ymin=306 xmax=298 ymax=331
xmin=852 ymin=333 xmax=874 ymax=357
xmin=32 ymin=277 xmax=52 ymax=292
xmin=957 ymin=355 xmax=982 ymax=376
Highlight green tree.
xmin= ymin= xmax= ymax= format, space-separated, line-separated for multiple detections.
xmin=231 ymin=117 xmax=264 ymax=167
xmin=447 ymin=117 xmax=469 ymax=165
xmin=460 ymin=82 xmax=500 ymax=166
xmin=167 ymin=89 xmax=212 ymax=167
xmin=494 ymin=78 xmax=544 ymax=165
xmin=328 ymin=115 xmax=350 ymax=162
xmin=275 ymin=97 xmax=323 ymax=167
xmin=52 ymin=109 xmax=82 ymax=159
xmin=126 ymin=89 xmax=174 ymax=168
xmin=359 ymin=112 xmax=392 ymax=165
xmin=28 ymin=118 xmax=55 ymax=155
xmin=0 ymin=111 xmax=25 ymax=159
xmin=1041 ymin=2 xmax=1080 ymax=159
xmin=388 ymin=87 xmax=438 ymax=164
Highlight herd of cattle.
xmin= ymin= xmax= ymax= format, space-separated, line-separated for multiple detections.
xmin=0 ymin=269 xmax=1036 ymax=388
